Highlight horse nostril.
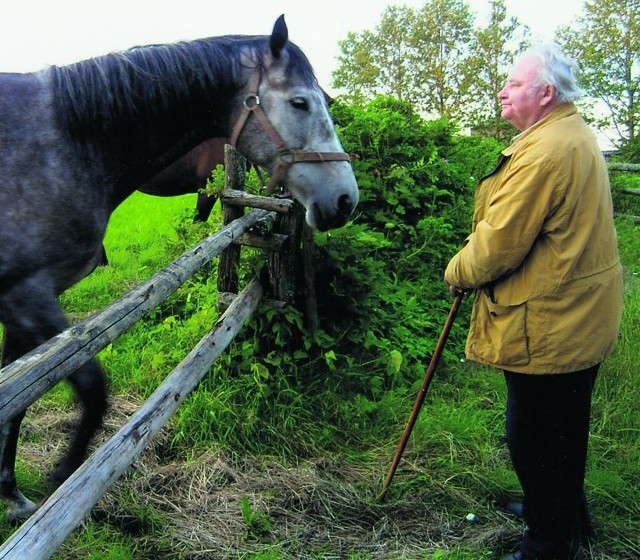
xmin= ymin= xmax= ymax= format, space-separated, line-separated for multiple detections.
xmin=338 ymin=194 xmax=354 ymax=217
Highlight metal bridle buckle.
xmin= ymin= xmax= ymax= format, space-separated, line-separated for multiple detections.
xmin=277 ymin=149 xmax=295 ymax=165
xmin=243 ymin=95 xmax=260 ymax=110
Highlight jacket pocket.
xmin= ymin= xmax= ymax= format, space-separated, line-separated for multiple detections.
xmin=472 ymin=292 xmax=530 ymax=366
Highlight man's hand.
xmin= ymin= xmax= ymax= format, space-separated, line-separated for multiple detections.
xmin=445 ymin=280 xmax=469 ymax=298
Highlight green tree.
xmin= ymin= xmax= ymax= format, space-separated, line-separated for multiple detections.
xmin=466 ymin=0 xmax=530 ymax=139
xmin=333 ymin=6 xmax=416 ymax=106
xmin=374 ymin=6 xmax=417 ymax=103
xmin=557 ymin=0 xmax=640 ymax=146
xmin=333 ymin=0 xmax=475 ymax=118
xmin=332 ymin=0 xmax=531 ymax=130
xmin=408 ymin=0 xmax=475 ymax=119
xmin=332 ymin=30 xmax=380 ymax=106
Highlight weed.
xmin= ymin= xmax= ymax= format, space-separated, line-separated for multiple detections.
xmin=240 ymin=497 xmax=272 ymax=541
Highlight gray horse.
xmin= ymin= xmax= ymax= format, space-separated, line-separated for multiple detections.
xmin=0 ymin=15 xmax=358 ymax=521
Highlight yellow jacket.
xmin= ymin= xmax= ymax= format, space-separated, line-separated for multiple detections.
xmin=445 ymin=103 xmax=623 ymax=374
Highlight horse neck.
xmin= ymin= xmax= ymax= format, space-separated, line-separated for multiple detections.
xmin=52 ymin=39 xmax=250 ymax=198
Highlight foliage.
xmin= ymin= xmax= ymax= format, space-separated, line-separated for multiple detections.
xmin=333 ymin=0 xmax=478 ymax=120
xmin=240 ymin=497 xmax=272 ymax=541
xmin=619 ymin=132 xmax=640 ymax=162
xmin=333 ymin=5 xmax=422 ymax=108
xmin=332 ymin=0 xmax=529 ymax=132
xmin=9 ymin=101 xmax=640 ymax=559
xmin=557 ymin=0 xmax=640 ymax=145
xmin=298 ymin=98 xmax=504 ymax=431
xmin=409 ymin=0 xmax=476 ymax=119
xmin=466 ymin=0 xmax=529 ymax=141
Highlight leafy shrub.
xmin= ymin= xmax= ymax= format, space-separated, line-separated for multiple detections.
xmin=618 ymin=134 xmax=640 ymax=163
xmin=314 ymin=97 xmax=503 ymax=388
xmin=144 ymin=97 xmax=506 ymax=457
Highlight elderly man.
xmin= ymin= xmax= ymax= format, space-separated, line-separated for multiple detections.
xmin=445 ymin=44 xmax=623 ymax=560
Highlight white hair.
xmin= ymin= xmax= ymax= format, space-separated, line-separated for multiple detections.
xmin=522 ymin=43 xmax=586 ymax=103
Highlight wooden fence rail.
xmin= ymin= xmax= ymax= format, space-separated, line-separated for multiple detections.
xmin=0 ymin=144 xmax=307 ymax=558
xmin=0 ymin=207 xmax=270 ymax=426
xmin=0 ymin=278 xmax=264 ymax=559
xmin=609 ymin=161 xmax=640 ymax=223
xmin=608 ymin=162 xmax=640 ymax=173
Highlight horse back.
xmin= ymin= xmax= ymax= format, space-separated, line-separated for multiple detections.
xmin=0 ymin=71 xmax=110 ymax=294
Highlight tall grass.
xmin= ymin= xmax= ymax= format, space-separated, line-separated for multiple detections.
xmin=2 ymin=190 xmax=638 ymax=559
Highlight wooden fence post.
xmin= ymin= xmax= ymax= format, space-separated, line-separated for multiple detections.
xmin=216 ymin=146 xmax=319 ymax=329
xmin=217 ymin=144 xmax=247 ymax=297
xmin=267 ymin=203 xmax=304 ymax=302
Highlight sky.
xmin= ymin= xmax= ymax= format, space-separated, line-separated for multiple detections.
xmin=2 ymin=0 xmax=586 ymax=95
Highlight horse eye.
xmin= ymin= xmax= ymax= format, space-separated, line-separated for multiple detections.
xmin=290 ymin=97 xmax=309 ymax=111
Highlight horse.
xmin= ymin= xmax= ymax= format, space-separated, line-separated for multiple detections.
xmin=138 ymin=86 xmax=335 ymax=223
xmin=137 ymin=136 xmax=227 ymax=222
xmin=0 ymin=15 xmax=358 ymax=521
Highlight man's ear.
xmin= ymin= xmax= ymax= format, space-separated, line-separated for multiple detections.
xmin=540 ymin=84 xmax=556 ymax=106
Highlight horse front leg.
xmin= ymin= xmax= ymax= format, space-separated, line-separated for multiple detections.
xmin=0 ymin=330 xmax=39 ymax=522
xmin=0 ymin=412 xmax=39 ymax=523
xmin=50 ymin=360 xmax=108 ymax=485
xmin=0 ymin=275 xmax=108 ymax=520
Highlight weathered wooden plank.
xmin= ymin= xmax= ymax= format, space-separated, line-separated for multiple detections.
xmin=233 ymin=232 xmax=288 ymax=250
xmin=0 ymin=279 xmax=264 ymax=560
xmin=609 ymin=162 xmax=640 ymax=173
xmin=217 ymin=145 xmax=247 ymax=297
xmin=268 ymin=203 xmax=305 ymax=302
xmin=222 ymin=189 xmax=294 ymax=213
xmin=615 ymin=213 xmax=640 ymax=224
xmin=217 ymin=291 xmax=286 ymax=312
xmin=618 ymin=187 xmax=640 ymax=196
xmin=0 ymin=209 xmax=270 ymax=425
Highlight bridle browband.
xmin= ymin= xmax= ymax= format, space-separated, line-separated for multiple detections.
xmin=229 ymin=65 xmax=351 ymax=194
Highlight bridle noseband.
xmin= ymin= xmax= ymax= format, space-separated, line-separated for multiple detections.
xmin=229 ymin=65 xmax=351 ymax=194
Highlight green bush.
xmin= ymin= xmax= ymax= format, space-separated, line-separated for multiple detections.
xmin=159 ymin=98 xmax=506 ymax=457
xmin=312 ymin=97 xmax=503 ymax=391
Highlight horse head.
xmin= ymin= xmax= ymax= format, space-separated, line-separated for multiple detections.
xmin=230 ymin=15 xmax=359 ymax=231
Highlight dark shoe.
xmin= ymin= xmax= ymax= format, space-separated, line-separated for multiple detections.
xmin=501 ymin=552 xmax=525 ymax=560
xmin=505 ymin=501 xmax=524 ymax=519
xmin=503 ymin=501 xmax=596 ymax=543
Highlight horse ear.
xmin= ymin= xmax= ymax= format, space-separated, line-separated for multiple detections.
xmin=270 ymin=14 xmax=288 ymax=58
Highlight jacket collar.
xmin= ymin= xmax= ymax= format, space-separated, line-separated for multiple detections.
xmin=503 ymin=102 xmax=577 ymax=157
xmin=480 ymin=103 xmax=578 ymax=181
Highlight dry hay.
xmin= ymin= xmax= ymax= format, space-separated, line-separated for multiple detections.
xmin=17 ymin=395 xmax=522 ymax=559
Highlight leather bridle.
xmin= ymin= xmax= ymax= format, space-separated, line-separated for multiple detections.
xmin=229 ymin=65 xmax=351 ymax=194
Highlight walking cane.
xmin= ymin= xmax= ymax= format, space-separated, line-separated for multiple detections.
xmin=380 ymin=293 xmax=463 ymax=497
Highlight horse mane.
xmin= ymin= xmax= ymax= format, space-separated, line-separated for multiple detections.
xmin=51 ymin=34 xmax=318 ymax=141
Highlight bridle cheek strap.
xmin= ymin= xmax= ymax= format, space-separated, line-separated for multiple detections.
xmin=229 ymin=66 xmax=351 ymax=194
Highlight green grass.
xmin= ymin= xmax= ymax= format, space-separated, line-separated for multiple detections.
xmin=2 ymin=190 xmax=639 ymax=559
xmin=60 ymin=192 xmax=206 ymax=313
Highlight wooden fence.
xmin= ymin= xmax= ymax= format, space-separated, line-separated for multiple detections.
xmin=610 ymin=162 xmax=640 ymax=224
xmin=0 ymin=147 xmax=314 ymax=558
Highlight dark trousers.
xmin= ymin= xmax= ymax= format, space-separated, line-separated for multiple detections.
xmin=504 ymin=366 xmax=598 ymax=559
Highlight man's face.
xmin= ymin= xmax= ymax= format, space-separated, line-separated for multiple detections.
xmin=499 ymin=55 xmax=551 ymax=131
